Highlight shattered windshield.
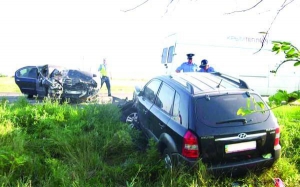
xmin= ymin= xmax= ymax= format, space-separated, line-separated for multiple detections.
xmin=196 ymin=93 xmax=270 ymax=126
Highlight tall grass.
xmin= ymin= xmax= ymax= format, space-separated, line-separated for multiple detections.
xmin=0 ymin=97 xmax=300 ymax=186
xmin=273 ymin=106 xmax=300 ymax=169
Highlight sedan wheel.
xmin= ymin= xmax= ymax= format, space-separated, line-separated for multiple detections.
xmin=27 ymin=94 xmax=33 ymax=99
xmin=126 ymin=112 xmax=138 ymax=129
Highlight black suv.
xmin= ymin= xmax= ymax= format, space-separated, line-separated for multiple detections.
xmin=126 ymin=72 xmax=281 ymax=173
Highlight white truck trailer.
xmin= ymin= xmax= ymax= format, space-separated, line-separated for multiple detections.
xmin=160 ymin=32 xmax=300 ymax=96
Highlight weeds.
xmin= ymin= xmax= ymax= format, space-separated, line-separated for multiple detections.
xmin=0 ymin=98 xmax=299 ymax=186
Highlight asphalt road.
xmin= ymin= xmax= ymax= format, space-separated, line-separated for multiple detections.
xmin=0 ymin=78 xmax=144 ymax=104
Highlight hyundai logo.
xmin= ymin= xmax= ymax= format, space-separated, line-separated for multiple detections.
xmin=238 ymin=133 xmax=247 ymax=139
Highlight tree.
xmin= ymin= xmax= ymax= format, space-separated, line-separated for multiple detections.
xmin=271 ymin=41 xmax=300 ymax=73
xmin=237 ymin=41 xmax=300 ymax=116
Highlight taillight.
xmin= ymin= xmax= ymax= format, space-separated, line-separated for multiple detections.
xmin=182 ymin=130 xmax=199 ymax=158
xmin=274 ymin=127 xmax=280 ymax=147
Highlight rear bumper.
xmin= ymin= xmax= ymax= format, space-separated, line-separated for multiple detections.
xmin=175 ymin=147 xmax=281 ymax=173
xmin=207 ymin=157 xmax=276 ymax=174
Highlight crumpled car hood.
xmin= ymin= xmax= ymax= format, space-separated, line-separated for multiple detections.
xmin=42 ymin=67 xmax=99 ymax=102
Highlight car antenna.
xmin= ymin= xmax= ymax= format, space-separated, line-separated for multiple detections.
xmin=216 ymin=79 xmax=223 ymax=88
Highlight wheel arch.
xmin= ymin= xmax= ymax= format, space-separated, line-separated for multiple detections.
xmin=158 ymin=133 xmax=178 ymax=154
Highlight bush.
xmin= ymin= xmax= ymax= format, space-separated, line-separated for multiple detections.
xmin=269 ymin=89 xmax=300 ymax=106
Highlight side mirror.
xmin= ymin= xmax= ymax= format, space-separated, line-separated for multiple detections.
xmin=134 ymin=85 xmax=143 ymax=96
xmin=93 ymin=74 xmax=97 ymax=77
xmin=138 ymin=90 xmax=144 ymax=96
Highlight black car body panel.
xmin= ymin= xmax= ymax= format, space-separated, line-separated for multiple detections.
xmin=131 ymin=72 xmax=281 ymax=173
xmin=15 ymin=64 xmax=99 ymax=102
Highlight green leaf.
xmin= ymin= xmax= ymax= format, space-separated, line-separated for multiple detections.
xmin=272 ymin=45 xmax=280 ymax=51
xmin=294 ymin=61 xmax=300 ymax=67
xmin=290 ymin=92 xmax=299 ymax=98
xmin=244 ymin=109 xmax=253 ymax=115
xmin=287 ymin=48 xmax=296 ymax=56
xmin=237 ymin=108 xmax=245 ymax=116
xmin=281 ymin=45 xmax=291 ymax=51
xmin=256 ymin=102 xmax=265 ymax=110
xmin=283 ymin=41 xmax=291 ymax=45
xmin=0 ymin=154 xmax=9 ymax=161
xmin=237 ymin=108 xmax=254 ymax=116
xmin=272 ymin=41 xmax=283 ymax=44
xmin=247 ymin=98 xmax=250 ymax=108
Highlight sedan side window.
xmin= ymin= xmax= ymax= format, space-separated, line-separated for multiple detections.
xmin=143 ymin=79 xmax=161 ymax=103
xmin=27 ymin=68 xmax=37 ymax=78
xmin=17 ymin=67 xmax=37 ymax=78
xmin=155 ymin=83 xmax=175 ymax=114
xmin=18 ymin=69 xmax=28 ymax=77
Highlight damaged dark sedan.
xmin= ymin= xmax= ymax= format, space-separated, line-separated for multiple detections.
xmin=15 ymin=64 xmax=100 ymax=103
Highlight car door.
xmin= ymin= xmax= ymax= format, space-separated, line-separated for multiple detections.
xmin=14 ymin=66 xmax=38 ymax=96
xmin=36 ymin=65 xmax=49 ymax=97
xmin=150 ymin=82 xmax=174 ymax=141
xmin=137 ymin=79 xmax=162 ymax=137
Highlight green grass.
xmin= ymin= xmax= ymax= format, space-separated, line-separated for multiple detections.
xmin=0 ymin=77 xmax=21 ymax=93
xmin=0 ymin=97 xmax=300 ymax=186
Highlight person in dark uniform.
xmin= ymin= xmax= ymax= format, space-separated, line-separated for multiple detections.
xmin=198 ymin=59 xmax=215 ymax=72
xmin=176 ymin=53 xmax=198 ymax=73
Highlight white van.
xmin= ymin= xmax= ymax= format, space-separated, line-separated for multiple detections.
xmin=160 ymin=32 xmax=300 ymax=96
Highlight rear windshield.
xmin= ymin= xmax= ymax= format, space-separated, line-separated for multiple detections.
xmin=196 ymin=93 xmax=269 ymax=126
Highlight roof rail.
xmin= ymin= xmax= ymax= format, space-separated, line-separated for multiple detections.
xmin=186 ymin=82 xmax=194 ymax=94
xmin=212 ymin=72 xmax=249 ymax=89
xmin=170 ymin=74 xmax=195 ymax=94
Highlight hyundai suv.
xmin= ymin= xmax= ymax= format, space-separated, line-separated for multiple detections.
xmin=127 ymin=72 xmax=281 ymax=173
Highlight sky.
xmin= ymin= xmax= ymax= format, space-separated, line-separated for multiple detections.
xmin=0 ymin=0 xmax=299 ymax=78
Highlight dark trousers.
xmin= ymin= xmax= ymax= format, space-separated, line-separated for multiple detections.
xmin=100 ymin=76 xmax=111 ymax=96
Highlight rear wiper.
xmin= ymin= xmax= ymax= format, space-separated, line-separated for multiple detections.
xmin=216 ymin=118 xmax=247 ymax=125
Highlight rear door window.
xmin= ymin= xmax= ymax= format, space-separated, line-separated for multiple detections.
xmin=172 ymin=92 xmax=182 ymax=124
xmin=196 ymin=93 xmax=270 ymax=126
xmin=155 ymin=83 xmax=175 ymax=114
xmin=17 ymin=67 xmax=38 ymax=78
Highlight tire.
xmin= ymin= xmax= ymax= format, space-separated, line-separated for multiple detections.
xmin=120 ymin=101 xmax=135 ymax=122
xmin=125 ymin=111 xmax=138 ymax=129
xmin=46 ymin=87 xmax=50 ymax=98
xmin=119 ymin=100 xmax=140 ymax=129
xmin=27 ymin=94 xmax=33 ymax=99
xmin=163 ymin=148 xmax=173 ymax=169
xmin=119 ymin=100 xmax=134 ymax=111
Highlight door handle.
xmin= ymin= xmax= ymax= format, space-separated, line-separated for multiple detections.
xmin=159 ymin=123 xmax=165 ymax=129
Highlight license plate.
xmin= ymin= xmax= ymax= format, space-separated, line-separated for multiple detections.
xmin=225 ymin=141 xmax=256 ymax=154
